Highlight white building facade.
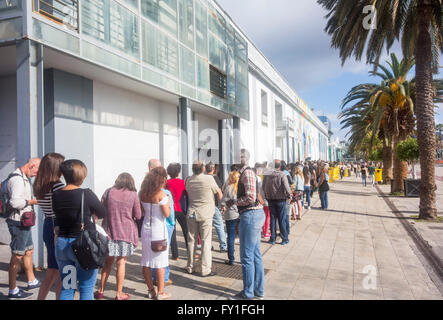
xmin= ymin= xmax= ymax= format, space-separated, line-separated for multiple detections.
xmin=0 ymin=0 xmax=328 ymax=262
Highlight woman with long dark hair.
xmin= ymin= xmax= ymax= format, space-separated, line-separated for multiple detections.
xmin=33 ymin=152 xmax=65 ymax=300
xmin=139 ymin=167 xmax=171 ymax=300
xmin=94 ymin=173 xmax=142 ymax=300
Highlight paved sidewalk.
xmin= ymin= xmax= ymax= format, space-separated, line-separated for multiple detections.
xmin=0 ymin=176 xmax=442 ymax=300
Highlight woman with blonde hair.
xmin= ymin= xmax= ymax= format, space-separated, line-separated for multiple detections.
xmin=292 ymin=167 xmax=304 ymax=220
xmin=139 ymin=167 xmax=171 ymax=300
xmin=220 ymin=171 xmax=240 ymax=265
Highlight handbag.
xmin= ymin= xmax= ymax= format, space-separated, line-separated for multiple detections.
xmin=148 ymin=203 xmax=168 ymax=253
xmin=72 ymin=191 xmax=109 ymax=270
xmin=20 ymin=211 xmax=36 ymax=227
xmin=319 ymin=178 xmax=330 ymax=193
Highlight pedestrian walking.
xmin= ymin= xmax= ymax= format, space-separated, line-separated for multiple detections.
xmin=185 ymin=161 xmax=222 ymax=277
xmin=166 ymin=163 xmax=188 ymax=259
xmin=53 ymin=160 xmax=107 ymax=300
xmin=262 ymin=160 xmax=292 ymax=245
xmin=5 ymin=158 xmax=41 ymax=300
xmin=220 ymin=171 xmax=240 ymax=265
xmin=205 ymin=162 xmax=227 ymax=252
xmin=368 ymin=162 xmax=376 ymax=187
xmin=260 ymin=163 xmax=271 ymax=239
xmin=33 ymin=153 xmax=65 ymax=300
xmin=318 ymin=165 xmax=330 ymax=210
xmin=95 ymin=173 xmax=142 ymax=300
xmin=229 ymin=149 xmax=265 ymax=300
xmin=139 ymin=167 xmax=171 ymax=300
xmin=361 ymin=164 xmax=368 ymax=187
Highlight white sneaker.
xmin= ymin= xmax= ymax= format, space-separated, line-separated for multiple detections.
xmin=308 ymin=207 xmax=311 ymax=210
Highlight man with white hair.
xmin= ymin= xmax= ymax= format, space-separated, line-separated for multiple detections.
xmin=6 ymin=158 xmax=41 ymax=299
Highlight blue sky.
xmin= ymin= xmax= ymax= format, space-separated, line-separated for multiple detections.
xmin=217 ymin=0 xmax=443 ymax=140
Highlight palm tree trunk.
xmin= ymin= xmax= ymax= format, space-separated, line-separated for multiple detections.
xmin=382 ymin=144 xmax=393 ymax=184
xmin=392 ymin=137 xmax=408 ymax=193
xmin=416 ymin=0 xmax=437 ymax=220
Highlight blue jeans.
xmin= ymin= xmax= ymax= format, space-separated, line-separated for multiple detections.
xmin=362 ymin=175 xmax=367 ymax=187
xmin=43 ymin=217 xmax=58 ymax=269
xmin=153 ymin=223 xmax=174 ymax=283
xmin=213 ymin=207 xmax=227 ymax=250
xmin=268 ymin=200 xmax=289 ymax=242
xmin=55 ymin=237 xmax=98 ymax=300
xmin=320 ymin=192 xmax=329 ymax=209
xmin=239 ymin=209 xmax=265 ymax=299
xmin=304 ymin=186 xmax=311 ymax=208
xmin=226 ymin=219 xmax=239 ymax=263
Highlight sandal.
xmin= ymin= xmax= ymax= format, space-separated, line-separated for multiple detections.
xmin=94 ymin=291 xmax=104 ymax=300
xmin=115 ymin=293 xmax=130 ymax=300
xmin=156 ymin=292 xmax=171 ymax=300
xmin=147 ymin=289 xmax=157 ymax=299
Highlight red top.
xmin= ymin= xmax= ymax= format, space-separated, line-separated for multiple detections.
xmin=166 ymin=178 xmax=186 ymax=213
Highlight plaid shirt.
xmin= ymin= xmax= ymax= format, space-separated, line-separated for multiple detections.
xmin=237 ymin=166 xmax=263 ymax=213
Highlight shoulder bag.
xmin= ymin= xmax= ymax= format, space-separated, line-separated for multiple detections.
xmin=149 ymin=202 xmax=168 ymax=252
xmin=72 ymin=191 xmax=109 ymax=270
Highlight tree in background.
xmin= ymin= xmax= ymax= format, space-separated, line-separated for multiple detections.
xmin=397 ymin=137 xmax=420 ymax=181
xmin=317 ymin=0 xmax=443 ymax=220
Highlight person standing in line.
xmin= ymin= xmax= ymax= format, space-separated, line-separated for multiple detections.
xmin=33 ymin=153 xmax=65 ymax=300
xmin=95 ymin=173 xmax=142 ymax=300
xmin=262 ymin=160 xmax=292 ymax=246
xmin=220 ymin=171 xmax=240 ymax=265
xmin=205 ymin=162 xmax=228 ymax=252
xmin=280 ymin=161 xmax=293 ymax=237
xmin=361 ymin=163 xmax=368 ymax=187
xmin=318 ymin=164 xmax=330 ymax=210
xmin=256 ymin=163 xmax=270 ymax=239
xmin=310 ymin=164 xmax=318 ymax=199
xmin=368 ymin=162 xmax=376 ymax=187
xmin=53 ymin=160 xmax=107 ymax=300
xmin=185 ymin=161 xmax=222 ymax=277
xmin=303 ymin=165 xmax=312 ymax=211
xmin=6 ymin=158 xmax=41 ymax=300
xmin=291 ymin=167 xmax=304 ymax=220
xmin=148 ymin=159 xmax=175 ymax=287
xmin=166 ymin=163 xmax=188 ymax=260
xmin=229 ymin=149 xmax=265 ymax=300
xmin=139 ymin=167 xmax=171 ymax=300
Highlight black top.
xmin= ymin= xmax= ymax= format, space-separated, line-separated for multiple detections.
xmin=52 ymin=188 xmax=107 ymax=238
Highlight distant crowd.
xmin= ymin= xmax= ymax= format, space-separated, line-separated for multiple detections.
xmin=1 ymin=151 xmax=334 ymax=300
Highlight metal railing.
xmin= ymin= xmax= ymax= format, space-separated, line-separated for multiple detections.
xmin=32 ymin=0 xmax=79 ymax=31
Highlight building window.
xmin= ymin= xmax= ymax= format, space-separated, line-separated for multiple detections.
xmin=210 ymin=65 xmax=227 ymax=99
xmin=32 ymin=0 xmax=79 ymax=31
xmin=261 ymin=90 xmax=268 ymax=125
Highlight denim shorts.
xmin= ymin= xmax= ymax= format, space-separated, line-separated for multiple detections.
xmin=7 ymin=219 xmax=34 ymax=256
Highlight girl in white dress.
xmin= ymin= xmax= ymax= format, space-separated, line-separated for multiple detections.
xmin=139 ymin=167 xmax=171 ymax=300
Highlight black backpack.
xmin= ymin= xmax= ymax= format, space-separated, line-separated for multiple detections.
xmin=0 ymin=173 xmax=22 ymax=218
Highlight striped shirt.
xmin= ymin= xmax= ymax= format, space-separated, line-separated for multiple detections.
xmin=37 ymin=181 xmax=65 ymax=219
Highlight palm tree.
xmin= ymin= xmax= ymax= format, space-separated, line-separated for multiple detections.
xmin=317 ymin=0 xmax=443 ymax=220
xmin=340 ymin=54 xmax=416 ymax=189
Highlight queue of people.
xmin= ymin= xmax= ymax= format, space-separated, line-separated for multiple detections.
xmin=2 ymin=151 xmax=333 ymax=301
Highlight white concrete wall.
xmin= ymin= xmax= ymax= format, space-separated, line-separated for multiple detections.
xmin=92 ymin=81 xmax=179 ymax=198
xmin=193 ymin=112 xmax=220 ymax=165
xmin=0 ymin=75 xmax=16 ymax=244
xmin=0 ymin=76 xmax=17 ymax=181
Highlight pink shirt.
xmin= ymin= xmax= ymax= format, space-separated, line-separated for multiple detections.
xmin=166 ymin=178 xmax=186 ymax=213
xmin=102 ymin=187 xmax=142 ymax=247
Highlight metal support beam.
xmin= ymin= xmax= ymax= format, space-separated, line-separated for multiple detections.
xmin=16 ymin=40 xmax=45 ymax=268
xmin=180 ymin=97 xmax=191 ymax=179
xmin=233 ymin=116 xmax=241 ymax=164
